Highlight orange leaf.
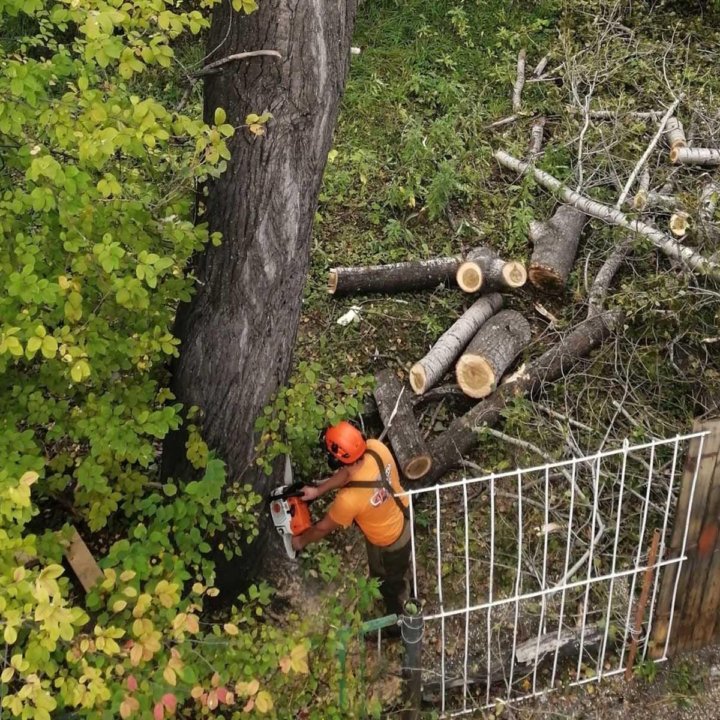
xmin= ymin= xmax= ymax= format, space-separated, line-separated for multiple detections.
xmin=162 ymin=693 xmax=177 ymax=713
xmin=153 ymin=702 xmax=164 ymax=720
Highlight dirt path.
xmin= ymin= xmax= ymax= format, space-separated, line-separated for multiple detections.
xmin=513 ymin=647 xmax=720 ymax=720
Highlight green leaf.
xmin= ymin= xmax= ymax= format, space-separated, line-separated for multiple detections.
xmin=214 ymin=107 xmax=226 ymax=125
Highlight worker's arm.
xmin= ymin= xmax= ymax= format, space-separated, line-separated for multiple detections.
xmin=300 ymin=465 xmax=352 ymax=502
xmin=291 ymin=514 xmax=341 ymax=552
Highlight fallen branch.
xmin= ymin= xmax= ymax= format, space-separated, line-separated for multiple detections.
xmin=670 ymin=146 xmax=720 ymax=167
xmin=616 ymin=98 xmax=682 ymax=210
xmin=494 ymin=150 xmax=720 ymax=278
xmin=569 ymin=108 xmax=662 ymax=121
xmin=194 ymin=49 xmax=283 ymax=77
xmin=410 ymin=294 xmax=503 ymax=395
xmin=528 ymin=117 xmax=546 ymax=159
xmin=533 ymin=55 xmax=549 ymax=77
xmin=512 ymin=49 xmax=527 ymax=113
xmin=423 ymin=310 xmax=622 ymax=484
xmin=699 ymin=181 xmax=720 ymax=222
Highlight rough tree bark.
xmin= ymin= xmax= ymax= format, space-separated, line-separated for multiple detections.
xmin=373 ymin=370 xmax=432 ymax=480
xmin=162 ymin=0 xmax=359 ymax=587
xmin=455 ymin=309 xmax=531 ymax=398
xmin=409 ymin=294 xmax=503 ymax=394
xmin=528 ymin=205 xmax=588 ymax=292
xmin=423 ymin=310 xmax=621 ymax=485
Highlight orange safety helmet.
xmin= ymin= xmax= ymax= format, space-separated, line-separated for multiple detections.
xmin=322 ymin=420 xmax=367 ymax=465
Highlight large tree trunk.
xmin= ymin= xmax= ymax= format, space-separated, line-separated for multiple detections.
xmin=162 ymin=0 xmax=358 ymax=588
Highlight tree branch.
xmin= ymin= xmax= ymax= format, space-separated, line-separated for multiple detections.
xmin=194 ymin=50 xmax=282 ymax=77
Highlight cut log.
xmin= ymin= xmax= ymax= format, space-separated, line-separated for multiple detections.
xmin=423 ymin=310 xmax=622 ymax=485
xmin=409 ymin=293 xmax=503 ymax=395
xmin=664 ymin=117 xmax=687 ymax=150
xmin=456 ymin=248 xmax=526 ymax=293
xmin=670 ymin=146 xmax=720 ymax=167
xmin=327 ymin=256 xmax=461 ymax=296
xmin=633 ymin=191 xmax=682 ymax=212
xmin=373 ymin=369 xmax=432 ymax=480
xmin=456 ymin=310 xmax=531 ymax=398
xmin=64 ymin=527 xmax=102 ymax=592
xmin=699 ymin=181 xmax=720 ymax=222
xmin=494 ymin=150 xmax=720 ymax=278
xmin=528 ymin=205 xmax=588 ymax=292
xmin=528 ymin=116 xmax=546 ymax=159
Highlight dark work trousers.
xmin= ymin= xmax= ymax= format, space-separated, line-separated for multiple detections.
xmin=365 ymin=520 xmax=411 ymax=616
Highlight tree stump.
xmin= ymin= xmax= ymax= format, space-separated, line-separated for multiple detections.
xmin=456 ymin=247 xmax=527 ymax=293
xmin=528 ymin=205 xmax=588 ymax=292
xmin=455 ymin=310 xmax=531 ymax=398
xmin=409 ymin=293 xmax=503 ymax=395
xmin=328 ymin=256 xmax=462 ymax=296
xmin=373 ymin=369 xmax=432 ymax=480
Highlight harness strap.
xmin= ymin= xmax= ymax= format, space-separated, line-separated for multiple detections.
xmin=345 ymin=449 xmax=409 ymax=520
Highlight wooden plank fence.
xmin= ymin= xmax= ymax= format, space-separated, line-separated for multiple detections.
xmin=651 ymin=418 xmax=720 ymax=657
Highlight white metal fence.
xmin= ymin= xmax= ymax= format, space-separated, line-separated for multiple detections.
xmin=395 ymin=430 xmax=707 ymax=716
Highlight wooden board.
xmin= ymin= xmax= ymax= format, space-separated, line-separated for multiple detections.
xmin=650 ymin=419 xmax=720 ymax=657
xmin=65 ymin=526 xmax=103 ymax=592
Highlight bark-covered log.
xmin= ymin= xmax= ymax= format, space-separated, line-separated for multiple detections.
xmin=327 ymin=256 xmax=462 ymax=296
xmin=670 ymin=146 xmax=720 ymax=167
xmin=455 ymin=310 xmax=532 ymax=398
xmin=409 ymin=294 xmax=503 ymax=395
xmin=633 ymin=191 xmax=682 ymax=212
xmin=423 ymin=310 xmax=622 ymax=485
xmin=373 ymin=369 xmax=432 ymax=480
xmin=664 ymin=117 xmax=687 ymax=150
xmin=512 ymin=48 xmax=526 ymax=113
xmin=163 ymin=0 xmax=359 ymax=589
xmin=528 ymin=205 xmax=588 ymax=292
xmin=456 ymin=248 xmax=527 ymax=293
xmin=494 ymin=150 xmax=720 ymax=278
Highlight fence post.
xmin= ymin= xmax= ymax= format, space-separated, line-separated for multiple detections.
xmin=651 ymin=418 xmax=720 ymax=657
xmin=401 ymin=598 xmax=424 ymax=720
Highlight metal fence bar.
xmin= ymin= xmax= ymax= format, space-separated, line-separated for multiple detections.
xmin=550 ymin=458 xmax=577 ymax=688
xmin=576 ymin=454 xmax=601 ymax=682
xmin=409 ymin=495 xmax=418 ymax=599
xmin=462 ymin=482 xmax=470 ymax=713
xmin=599 ymin=440 xmax=628 ymax=676
xmin=531 ymin=466 xmax=550 ymax=695
xmin=619 ymin=441 xmax=656 ymax=669
xmin=507 ymin=469 xmax=524 ymax=699
xmin=643 ymin=436 xmax=681 ymax=660
xmin=486 ymin=474 xmax=496 ymax=708
xmin=435 ymin=485 xmax=446 ymax=714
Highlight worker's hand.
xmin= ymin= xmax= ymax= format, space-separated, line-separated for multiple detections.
xmin=291 ymin=535 xmax=304 ymax=552
xmin=300 ymin=485 xmax=319 ymax=502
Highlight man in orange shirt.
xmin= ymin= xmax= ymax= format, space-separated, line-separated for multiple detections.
xmin=291 ymin=420 xmax=411 ymax=616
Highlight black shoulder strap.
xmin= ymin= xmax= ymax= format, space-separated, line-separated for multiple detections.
xmin=346 ymin=449 xmax=409 ymax=520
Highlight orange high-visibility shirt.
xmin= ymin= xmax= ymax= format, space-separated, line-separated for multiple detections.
xmin=328 ymin=439 xmax=409 ymax=547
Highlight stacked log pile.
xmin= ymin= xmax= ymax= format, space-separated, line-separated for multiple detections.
xmin=325 ymin=99 xmax=718 ymax=484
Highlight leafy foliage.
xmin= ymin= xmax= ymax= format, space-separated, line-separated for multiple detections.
xmin=0 ymin=1 xmax=376 ymax=717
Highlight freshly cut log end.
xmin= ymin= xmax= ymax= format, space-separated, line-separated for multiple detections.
xmin=503 ymin=261 xmax=527 ymax=288
xmin=456 ymin=309 xmax=532 ymax=399
xmin=456 ymin=261 xmax=483 ymax=292
xmin=456 ymin=355 xmax=495 ymax=399
xmin=409 ymin=363 xmax=427 ymax=394
xmin=528 ymin=264 xmax=565 ymax=293
xmin=327 ymin=269 xmax=339 ymax=294
xmin=403 ymin=454 xmax=433 ymax=480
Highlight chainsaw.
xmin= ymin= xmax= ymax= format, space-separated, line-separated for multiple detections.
xmin=268 ymin=455 xmax=312 ymax=559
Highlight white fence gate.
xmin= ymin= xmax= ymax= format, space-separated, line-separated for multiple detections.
xmin=393 ymin=430 xmax=708 ymax=716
